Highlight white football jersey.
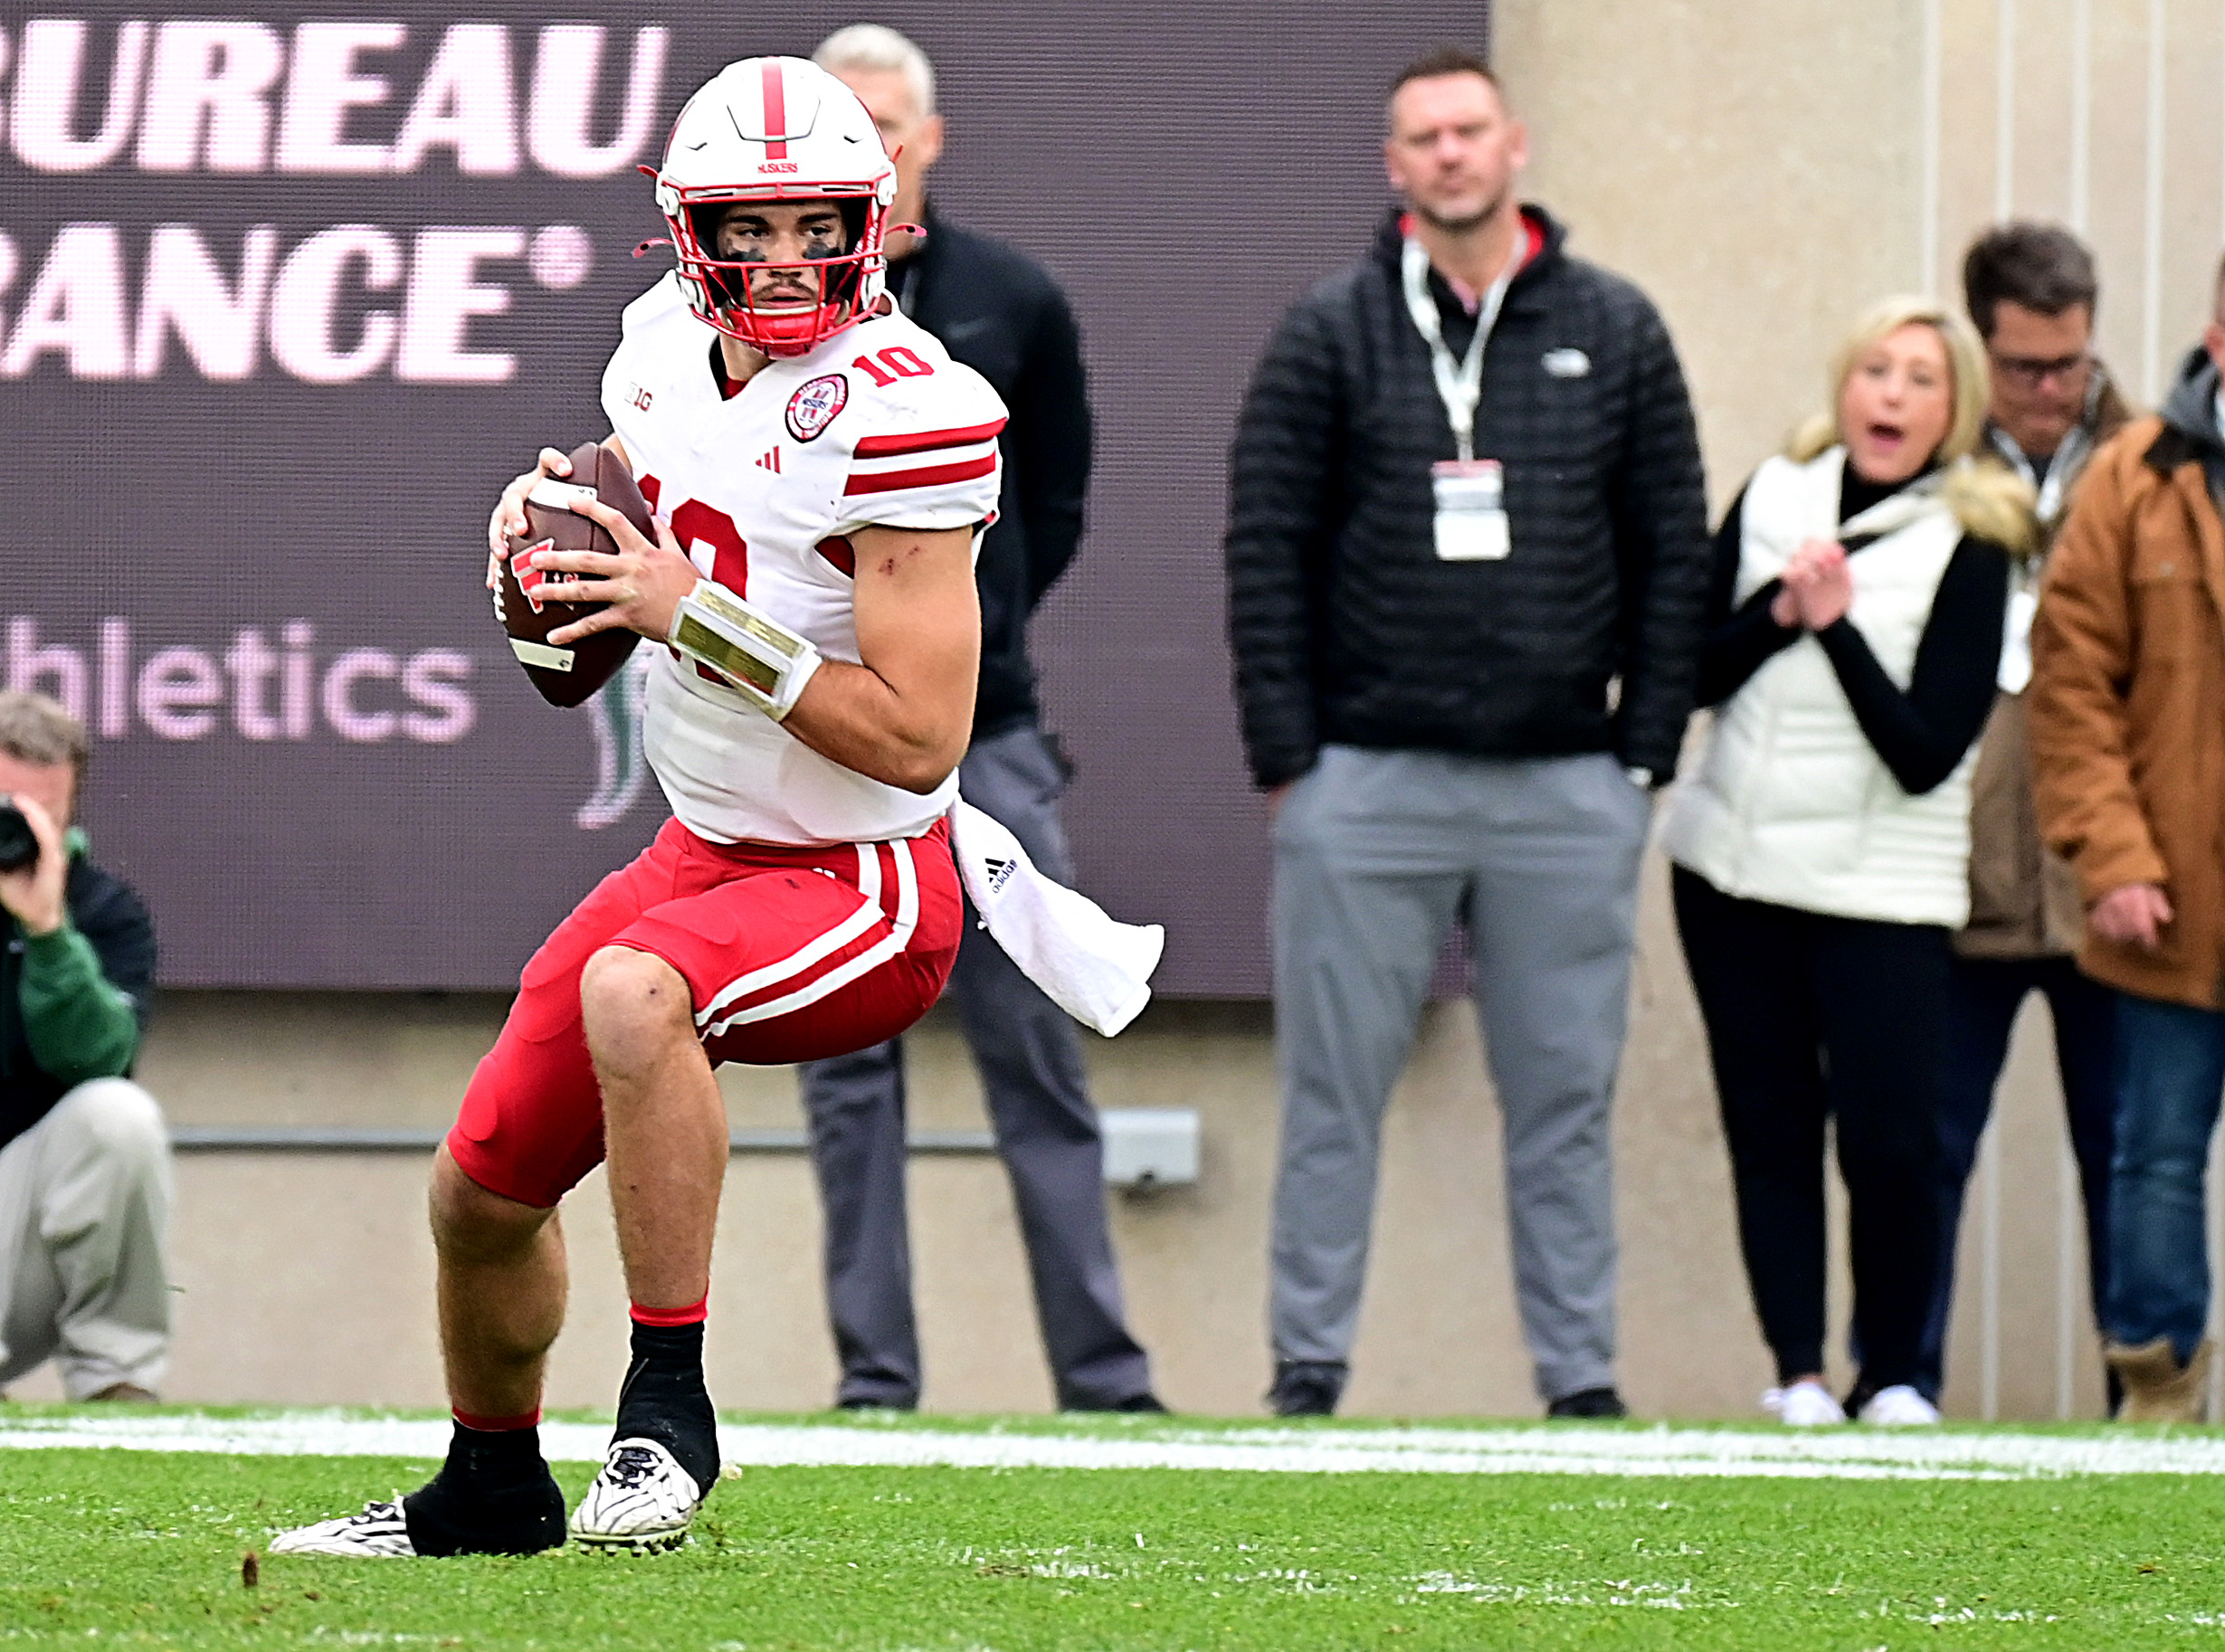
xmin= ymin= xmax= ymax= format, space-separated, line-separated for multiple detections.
xmin=601 ymin=274 xmax=1006 ymax=847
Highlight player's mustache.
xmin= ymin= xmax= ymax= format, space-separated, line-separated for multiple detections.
xmin=741 ymin=266 xmax=818 ymax=296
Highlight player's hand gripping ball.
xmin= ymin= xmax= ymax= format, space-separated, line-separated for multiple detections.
xmin=495 ymin=441 xmax=654 ymax=707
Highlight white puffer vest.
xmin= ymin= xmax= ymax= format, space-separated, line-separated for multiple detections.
xmin=1660 ymin=448 xmax=1977 ymax=926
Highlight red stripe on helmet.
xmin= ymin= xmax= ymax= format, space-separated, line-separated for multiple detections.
xmin=762 ymin=61 xmax=789 ymax=161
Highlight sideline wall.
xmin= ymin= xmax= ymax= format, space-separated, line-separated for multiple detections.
xmin=10 ymin=866 xmax=2102 ymax=1421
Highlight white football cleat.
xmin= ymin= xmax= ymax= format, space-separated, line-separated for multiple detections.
xmin=270 ymin=1498 xmax=416 ymax=1557
xmin=1761 ymin=1380 xmax=1847 ymax=1427
xmin=569 ymin=1438 xmax=706 ymax=1552
xmin=1858 ymin=1383 xmax=1942 ymax=1427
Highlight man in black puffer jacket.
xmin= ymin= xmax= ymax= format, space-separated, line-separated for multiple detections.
xmin=1229 ymin=48 xmax=1709 ymax=1420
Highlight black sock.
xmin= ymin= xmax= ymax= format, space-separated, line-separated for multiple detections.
xmin=615 ymin=1320 xmax=720 ymax=1494
xmin=401 ymin=1422 xmax=566 ymax=1557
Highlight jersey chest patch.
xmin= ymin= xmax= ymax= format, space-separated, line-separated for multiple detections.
xmin=786 ymin=374 xmax=850 ymax=442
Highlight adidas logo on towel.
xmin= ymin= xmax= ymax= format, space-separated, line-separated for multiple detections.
xmin=984 ymin=855 xmax=1017 ymax=895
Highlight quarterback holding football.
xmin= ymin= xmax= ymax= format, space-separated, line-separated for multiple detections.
xmin=278 ymin=56 xmax=1008 ymax=1558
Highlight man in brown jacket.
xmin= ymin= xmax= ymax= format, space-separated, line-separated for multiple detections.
xmin=2031 ymin=254 xmax=2225 ymax=1421
xmin=1923 ymin=225 xmax=2132 ymax=1410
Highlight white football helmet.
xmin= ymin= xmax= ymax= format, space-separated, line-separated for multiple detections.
xmin=645 ymin=56 xmax=899 ymax=357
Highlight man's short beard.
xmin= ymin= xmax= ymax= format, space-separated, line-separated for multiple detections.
xmin=1413 ymin=187 xmax=1508 ymax=236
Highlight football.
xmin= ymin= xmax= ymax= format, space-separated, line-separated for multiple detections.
xmin=494 ymin=440 xmax=654 ymax=708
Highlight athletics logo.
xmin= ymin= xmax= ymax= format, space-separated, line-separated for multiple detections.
xmin=785 ymin=374 xmax=849 ymax=441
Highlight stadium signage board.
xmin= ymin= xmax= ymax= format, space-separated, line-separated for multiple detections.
xmin=2 ymin=4 xmax=1484 ymax=993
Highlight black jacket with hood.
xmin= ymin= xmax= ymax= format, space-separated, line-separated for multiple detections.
xmin=1224 ymin=205 xmax=1712 ymax=787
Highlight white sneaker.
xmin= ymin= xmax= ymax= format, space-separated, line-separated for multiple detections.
xmin=569 ymin=1438 xmax=706 ymax=1552
xmin=270 ymin=1498 xmax=416 ymax=1557
xmin=1762 ymin=1380 xmax=1848 ymax=1427
xmin=1858 ymin=1384 xmax=1942 ymax=1427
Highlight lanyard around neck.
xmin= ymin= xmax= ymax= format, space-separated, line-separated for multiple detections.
xmin=1401 ymin=233 xmax=1518 ymax=463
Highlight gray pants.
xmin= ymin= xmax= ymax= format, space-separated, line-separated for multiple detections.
xmin=0 ymin=1078 xmax=173 ymax=1398
xmin=798 ymin=724 xmax=1154 ymax=1410
xmin=1270 ymin=746 xmax=1650 ymax=1403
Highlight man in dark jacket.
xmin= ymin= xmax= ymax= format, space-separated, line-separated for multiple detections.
xmin=795 ymin=24 xmax=1157 ymax=1413
xmin=1227 ymin=49 xmax=1709 ymax=1418
xmin=0 ymin=690 xmax=166 ymax=1400
xmin=1923 ymin=223 xmax=2132 ymax=1411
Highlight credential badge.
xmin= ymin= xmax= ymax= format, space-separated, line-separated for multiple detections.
xmin=786 ymin=374 xmax=850 ymax=442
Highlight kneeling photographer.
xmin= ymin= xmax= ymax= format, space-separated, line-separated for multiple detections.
xmin=0 ymin=690 xmax=167 ymax=1401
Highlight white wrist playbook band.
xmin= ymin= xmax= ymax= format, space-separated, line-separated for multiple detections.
xmin=670 ymin=582 xmax=823 ymax=721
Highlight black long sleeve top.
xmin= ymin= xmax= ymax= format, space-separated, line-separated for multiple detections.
xmin=1693 ymin=467 xmax=2010 ymax=796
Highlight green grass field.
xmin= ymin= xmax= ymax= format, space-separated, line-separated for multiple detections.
xmin=6 ymin=1409 xmax=2225 ymax=1650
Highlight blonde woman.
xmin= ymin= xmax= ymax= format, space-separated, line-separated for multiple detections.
xmin=1661 ymin=297 xmax=2034 ymax=1429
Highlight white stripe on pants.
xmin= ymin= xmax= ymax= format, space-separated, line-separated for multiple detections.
xmin=0 ymin=1078 xmax=173 ymax=1398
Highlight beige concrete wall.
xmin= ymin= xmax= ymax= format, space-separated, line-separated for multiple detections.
xmin=24 ymin=0 xmax=2220 ymax=1419
xmin=1495 ymin=0 xmax=1927 ymax=509
xmin=1501 ymin=0 xmax=2225 ymax=488
xmin=4 ymin=860 xmax=2101 ymax=1420
xmin=1489 ymin=0 xmax=2225 ymax=1421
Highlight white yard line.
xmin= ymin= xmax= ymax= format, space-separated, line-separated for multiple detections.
xmin=5 ymin=1412 xmax=2225 ymax=1479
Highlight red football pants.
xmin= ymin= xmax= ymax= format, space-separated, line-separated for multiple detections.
xmin=448 ymin=816 xmax=960 ymax=1208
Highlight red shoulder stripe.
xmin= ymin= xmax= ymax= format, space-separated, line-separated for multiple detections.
xmin=852 ymin=418 xmax=1007 ymax=459
xmin=843 ymin=453 xmax=998 ymax=496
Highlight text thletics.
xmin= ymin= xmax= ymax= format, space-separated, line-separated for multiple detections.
xmin=2 ymin=615 xmax=475 ymax=746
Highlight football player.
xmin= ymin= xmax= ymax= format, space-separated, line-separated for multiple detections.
xmin=275 ymin=56 xmax=1005 ymax=1558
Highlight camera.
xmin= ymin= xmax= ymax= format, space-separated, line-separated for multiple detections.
xmin=0 ymin=796 xmax=38 ymax=874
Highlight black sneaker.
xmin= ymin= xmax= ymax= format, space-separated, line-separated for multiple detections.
xmin=1545 ymin=1386 xmax=1629 ymax=1420
xmin=1268 ymin=1360 xmax=1346 ymax=1418
xmin=1064 ymin=1392 xmax=1169 ymax=1414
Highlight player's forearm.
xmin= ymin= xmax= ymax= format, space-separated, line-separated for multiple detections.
xmin=784 ymin=661 xmax=975 ymax=793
